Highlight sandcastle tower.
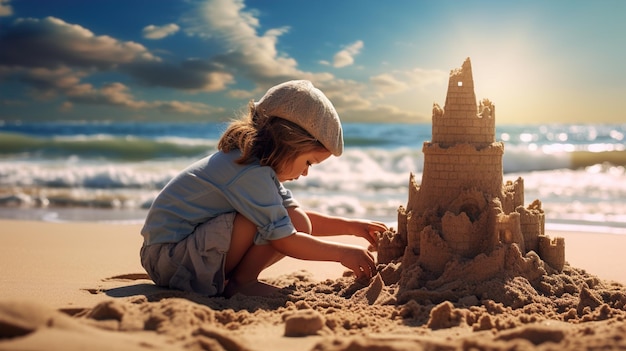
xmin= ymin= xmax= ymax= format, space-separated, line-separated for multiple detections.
xmin=378 ymin=58 xmax=565 ymax=286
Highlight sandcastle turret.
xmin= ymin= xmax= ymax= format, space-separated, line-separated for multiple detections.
xmin=379 ymin=58 xmax=565 ymax=293
xmin=412 ymin=58 xmax=503 ymax=215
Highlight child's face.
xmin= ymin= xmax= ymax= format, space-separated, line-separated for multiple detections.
xmin=277 ymin=149 xmax=332 ymax=182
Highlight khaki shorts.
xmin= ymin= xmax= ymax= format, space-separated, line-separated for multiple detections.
xmin=140 ymin=212 xmax=236 ymax=296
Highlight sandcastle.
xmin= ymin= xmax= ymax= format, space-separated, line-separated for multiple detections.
xmin=378 ymin=58 xmax=566 ymax=303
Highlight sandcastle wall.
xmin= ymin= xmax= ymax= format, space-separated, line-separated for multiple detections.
xmin=415 ymin=142 xmax=504 ymax=213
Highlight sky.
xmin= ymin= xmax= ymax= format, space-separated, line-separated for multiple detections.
xmin=0 ymin=0 xmax=625 ymax=125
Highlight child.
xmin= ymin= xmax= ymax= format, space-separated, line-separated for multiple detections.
xmin=140 ymin=80 xmax=389 ymax=297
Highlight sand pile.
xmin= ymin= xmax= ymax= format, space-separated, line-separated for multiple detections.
xmin=1 ymin=268 xmax=625 ymax=351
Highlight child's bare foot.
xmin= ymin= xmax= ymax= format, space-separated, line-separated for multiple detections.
xmin=223 ymin=279 xmax=281 ymax=298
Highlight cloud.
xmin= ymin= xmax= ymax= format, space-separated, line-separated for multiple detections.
xmin=7 ymin=65 xmax=220 ymax=116
xmin=310 ymin=78 xmax=425 ymax=123
xmin=366 ymin=68 xmax=447 ymax=101
xmin=67 ymin=82 xmax=148 ymax=109
xmin=404 ymin=67 xmax=448 ymax=89
xmin=329 ymin=87 xmax=423 ymax=123
xmin=0 ymin=0 xmax=12 ymax=17
xmin=1 ymin=65 xmax=85 ymax=101
xmin=122 ymin=59 xmax=235 ymax=92
xmin=344 ymin=104 xmax=424 ymax=123
xmin=183 ymin=0 xmax=262 ymax=41
xmin=182 ymin=0 xmax=330 ymax=88
xmin=66 ymin=81 xmax=219 ymax=116
xmin=6 ymin=65 xmax=143 ymax=108
xmin=0 ymin=16 xmax=233 ymax=92
xmin=0 ymin=16 xmax=230 ymax=116
xmin=0 ymin=17 xmax=159 ymax=70
xmin=156 ymin=100 xmax=223 ymax=115
xmin=370 ymin=74 xmax=410 ymax=94
xmin=333 ymin=40 xmax=364 ymax=68
xmin=142 ymin=23 xmax=180 ymax=40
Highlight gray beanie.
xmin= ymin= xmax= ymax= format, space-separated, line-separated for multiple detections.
xmin=254 ymin=80 xmax=344 ymax=156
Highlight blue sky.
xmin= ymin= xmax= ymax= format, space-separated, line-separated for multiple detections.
xmin=0 ymin=0 xmax=624 ymax=124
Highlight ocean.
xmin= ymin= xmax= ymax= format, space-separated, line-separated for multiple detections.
xmin=1 ymin=121 xmax=625 ymax=234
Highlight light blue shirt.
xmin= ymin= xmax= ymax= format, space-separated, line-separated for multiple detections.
xmin=141 ymin=150 xmax=299 ymax=246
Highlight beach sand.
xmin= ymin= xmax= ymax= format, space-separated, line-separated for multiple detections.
xmin=1 ymin=219 xmax=625 ymax=350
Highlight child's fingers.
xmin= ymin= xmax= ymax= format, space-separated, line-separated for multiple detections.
xmin=363 ymin=221 xmax=389 ymax=247
xmin=358 ymin=251 xmax=377 ymax=279
xmin=346 ymin=249 xmax=376 ymax=280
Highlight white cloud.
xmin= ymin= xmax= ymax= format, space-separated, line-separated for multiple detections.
xmin=0 ymin=0 xmax=13 ymax=17
xmin=142 ymin=23 xmax=180 ymax=40
xmin=157 ymin=100 xmax=222 ymax=115
xmin=404 ymin=67 xmax=448 ymax=89
xmin=327 ymin=85 xmax=422 ymax=123
xmin=366 ymin=68 xmax=447 ymax=99
xmin=182 ymin=0 xmax=332 ymax=87
xmin=370 ymin=73 xmax=409 ymax=94
xmin=309 ymin=78 xmax=424 ymax=123
xmin=332 ymin=40 xmax=364 ymax=68
xmin=184 ymin=0 xmax=260 ymax=40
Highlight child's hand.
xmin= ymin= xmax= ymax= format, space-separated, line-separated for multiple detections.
xmin=354 ymin=220 xmax=389 ymax=250
xmin=339 ymin=246 xmax=377 ymax=280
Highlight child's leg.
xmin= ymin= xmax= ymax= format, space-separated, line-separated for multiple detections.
xmin=223 ymin=213 xmax=260 ymax=277
xmin=223 ymin=213 xmax=282 ymax=297
xmin=223 ymin=208 xmax=311 ymax=297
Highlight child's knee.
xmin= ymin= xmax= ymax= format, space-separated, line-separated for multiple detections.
xmin=287 ymin=207 xmax=312 ymax=234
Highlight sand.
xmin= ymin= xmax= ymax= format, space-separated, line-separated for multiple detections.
xmin=1 ymin=219 xmax=625 ymax=351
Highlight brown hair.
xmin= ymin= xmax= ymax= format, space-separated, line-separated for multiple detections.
xmin=218 ymin=101 xmax=326 ymax=173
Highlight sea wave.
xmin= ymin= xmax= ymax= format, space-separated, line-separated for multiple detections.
xmin=503 ymin=146 xmax=626 ymax=172
xmin=0 ymin=131 xmax=216 ymax=161
xmin=1 ymin=153 xmax=625 ymax=228
xmin=1 ymin=144 xmax=625 ymax=193
xmin=1 ymin=130 xmax=625 ymax=172
xmin=1 ymin=122 xmax=625 ymax=228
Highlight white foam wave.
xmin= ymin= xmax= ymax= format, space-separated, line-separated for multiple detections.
xmin=1 ymin=147 xmax=625 ymax=229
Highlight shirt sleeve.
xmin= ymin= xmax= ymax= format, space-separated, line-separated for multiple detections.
xmin=223 ymin=166 xmax=297 ymax=245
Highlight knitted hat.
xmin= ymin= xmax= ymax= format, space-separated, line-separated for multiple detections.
xmin=254 ymin=80 xmax=344 ymax=156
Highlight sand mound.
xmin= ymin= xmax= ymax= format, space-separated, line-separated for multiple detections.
xmin=1 ymin=268 xmax=625 ymax=351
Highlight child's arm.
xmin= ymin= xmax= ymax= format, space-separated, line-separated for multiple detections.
xmin=305 ymin=211 xmax=388 ymax=249
xmin=269 ymin=232 xmax=376 ymax=280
